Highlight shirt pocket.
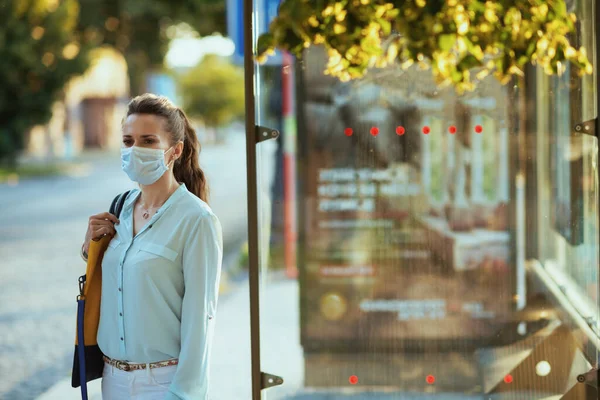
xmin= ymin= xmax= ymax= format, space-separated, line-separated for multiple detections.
xmin=135 ymin=243 xmax=178 ymax=263
xmin=107 ymin=238 xmax=121 ymax=249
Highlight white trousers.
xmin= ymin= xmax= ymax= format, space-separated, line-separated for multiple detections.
xmin=101 ymin=361 xmax=177 ymax=399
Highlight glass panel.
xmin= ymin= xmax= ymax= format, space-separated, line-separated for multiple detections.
xmin=535 ymin=0 xmax=600 ymax=363
xmin=252 ymin=1 xmax=599 ymax=399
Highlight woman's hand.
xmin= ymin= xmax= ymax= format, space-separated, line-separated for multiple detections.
xmin=82 ymin=212 xmax=120 ymax=255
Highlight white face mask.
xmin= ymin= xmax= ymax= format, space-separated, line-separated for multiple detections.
xmin=121 ymin=145 xmax=175 ymax=185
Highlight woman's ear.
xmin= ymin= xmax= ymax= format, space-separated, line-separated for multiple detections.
xmin=176 ymin=140 xmax=184 ymax=160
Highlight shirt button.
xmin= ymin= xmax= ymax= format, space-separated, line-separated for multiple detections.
xmin=118 ymin=288 xmax=122 ymax=292
xmin=149 ymin=225 xmax=153 ymax=229
xmin=120 ymin=313 xmax=123 ymax=316
xmin=120 ymin=337 xmax=124 ymax=341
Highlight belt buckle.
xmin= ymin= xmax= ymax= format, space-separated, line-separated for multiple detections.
xmin=116 ymin=360 xmax=131 ymax=371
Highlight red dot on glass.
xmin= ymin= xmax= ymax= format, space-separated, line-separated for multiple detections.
xmin=349 ymin=375 xmax=358 ymax=385
xmin=423 ymin=126 xmax=430 ymax=134
xmin=475 ymin=125 xmax=483 ymax=133
xmin=344 ymin=128 xmax=353 ymax=137
xmin=396 ymin=126 xmax=405 ymax=135
xmin=426 ymin=375 xmax=435 ymax=384
xmin=449 ymin=126 xmax=457 ymax=134
xmin=370 ymin=127 xmax=379 ymax=136
xmin=504 ymin=374 xmax=513 ymax=384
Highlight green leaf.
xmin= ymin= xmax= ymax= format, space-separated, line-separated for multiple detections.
xmin=438 ymin=34 xmax=456 ymax=52
xmin=451 ymin=69 xmax=463 ymax=83
xmin=377 ymin=18 xmax=392 ymax=36
xmin=257 ymin=33 xmax=275 ymax=58
xmin=457 ymin=54 xmax=483 ymax=71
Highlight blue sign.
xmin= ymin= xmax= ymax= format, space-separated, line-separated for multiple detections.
xmin=146 ymin=73 xmax=180 ymax=105
xmin=227 ymin=0 xmax=283 ymax=65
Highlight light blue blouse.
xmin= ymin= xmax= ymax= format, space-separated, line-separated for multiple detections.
xmin=97 ymin=182 xmax=223 ymax=399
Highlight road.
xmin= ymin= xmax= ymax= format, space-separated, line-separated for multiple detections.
xmin=0 ymin=132 xmax=252 ymax=400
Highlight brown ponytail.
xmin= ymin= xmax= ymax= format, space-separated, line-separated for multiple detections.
xmin=174 ymin=108 xmax=209 ymax=203
xmin=125 ymin=93 xmax=209 ymax=203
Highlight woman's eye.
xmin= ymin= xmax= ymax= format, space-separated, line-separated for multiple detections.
xmin=122 ymin=139 xmax=153 ymax=145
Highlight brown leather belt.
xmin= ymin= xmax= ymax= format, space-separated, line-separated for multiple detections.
xmin=103 ymin=355 xmax=179 ymax=372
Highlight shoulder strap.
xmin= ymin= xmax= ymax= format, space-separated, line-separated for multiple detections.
xmin=109 ymin=190 xmax=132 ymax=218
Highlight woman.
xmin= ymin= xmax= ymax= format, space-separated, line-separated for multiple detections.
xmin=80 ymin=94 xmax=223 ymax=399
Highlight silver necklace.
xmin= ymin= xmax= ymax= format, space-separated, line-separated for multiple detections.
xmin=139 ymin=204 xmax=159 ymax=219
xmin=138 ymin=185 xmax=178 ymax=219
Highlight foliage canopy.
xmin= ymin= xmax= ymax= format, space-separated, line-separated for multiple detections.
xmin=0 ymin=0 xmax=90 ymax=165
xmin=179 ymin=55 xmax=245 ymax=128
xmin=257 ymin=0 xmax=593 ymax=92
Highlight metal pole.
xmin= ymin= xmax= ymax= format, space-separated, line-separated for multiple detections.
xmin=594 ymin=0 xmax=600 ymax=358
xmin=243 ymin=0 xmax=262 ymax=398
xmin=282 ymin=51 xmax=298 ymax=278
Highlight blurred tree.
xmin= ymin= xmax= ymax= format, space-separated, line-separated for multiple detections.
xmin=77 ymin=0 xmax=226 ymax=96
xmin=0 ymin=0 xmax=90 ymax=166
xmin=256 ymin=0 xmax=593 ymax=93
xmin=179 ymin=54 xmax=245 ymax=129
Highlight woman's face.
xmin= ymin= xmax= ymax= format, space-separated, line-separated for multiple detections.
xmin=122 ymin=113 xmax=182 ymax=163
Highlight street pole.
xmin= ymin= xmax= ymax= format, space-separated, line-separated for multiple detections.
xmin=243 ymin=0 xmax=262 ymax=398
